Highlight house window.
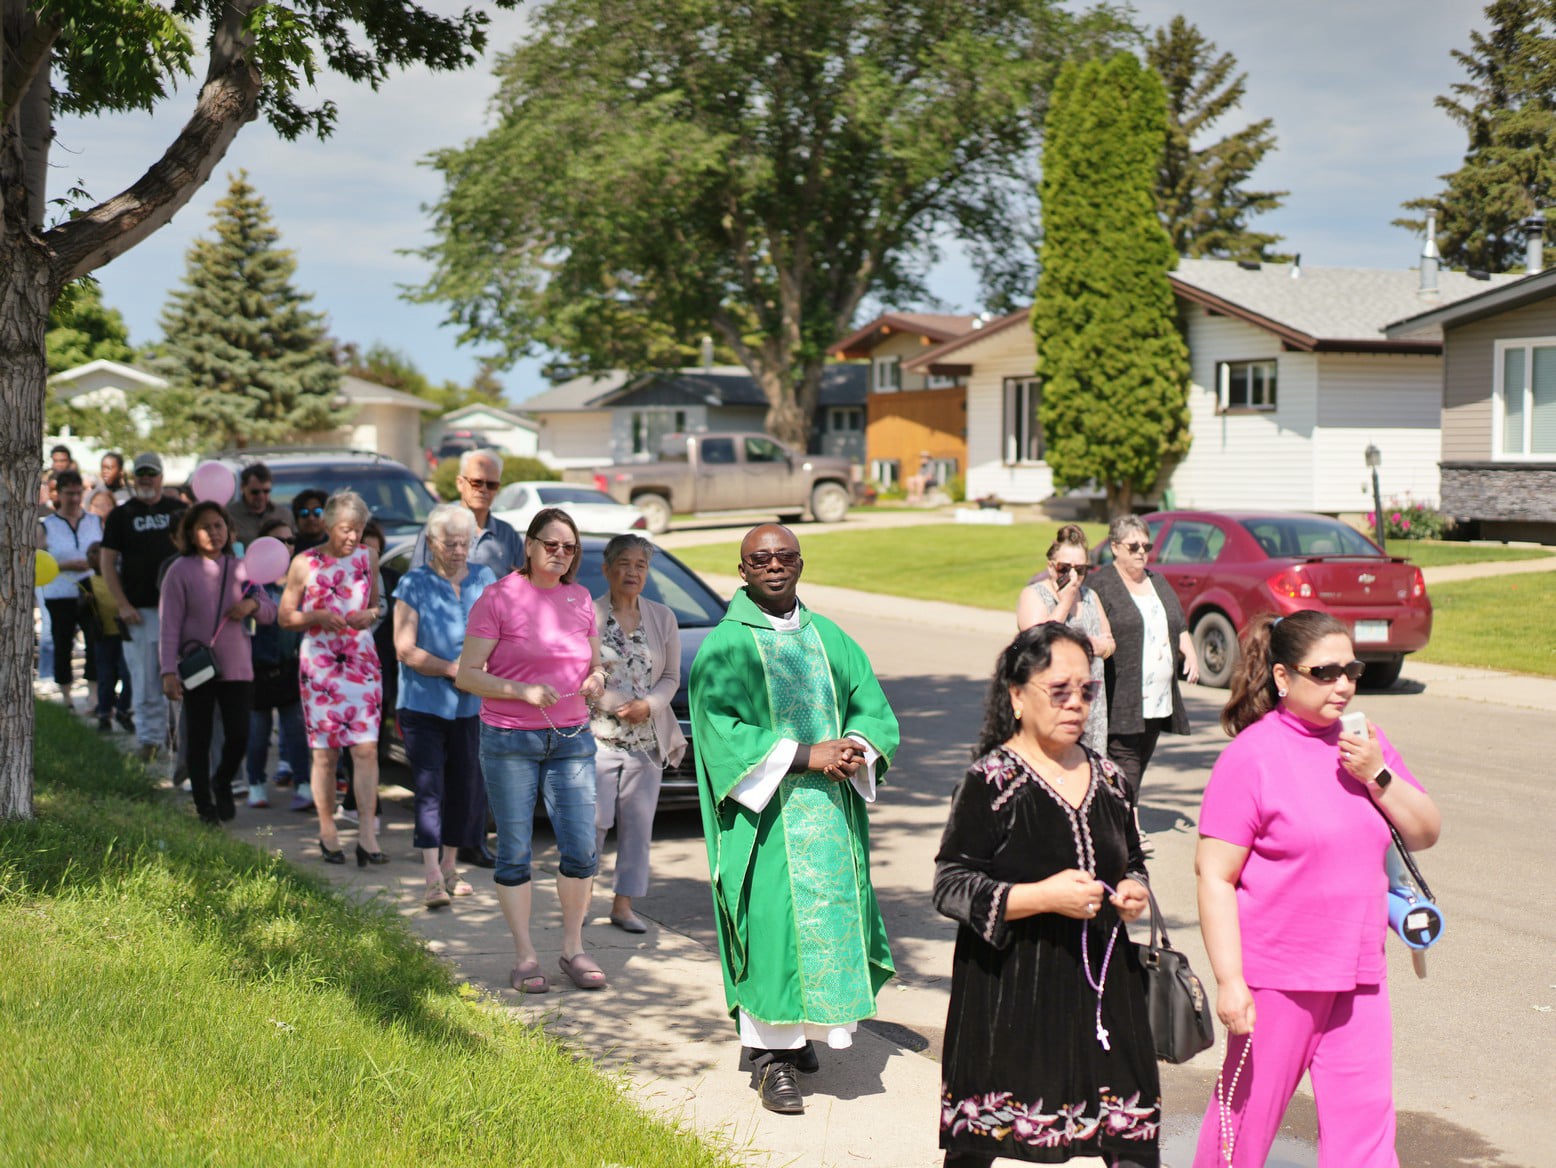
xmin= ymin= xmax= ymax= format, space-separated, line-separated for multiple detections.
xmin=1217 ymin=360 xmax=1278 ymax=412
xmin=631 ymin=409 xmax=687 ymax=456
xmin=827 ymin=407 xmax=862 ymax=432
xmin=1496 ymin=339 xmax=1556 ymax=458
xmin=926 ymin=372 xmax=960 ymax=389
xmin=873 ymin=356 xmax=901 ymax=393
xmin=1002 ymin=376 xmax=1043 ymax=464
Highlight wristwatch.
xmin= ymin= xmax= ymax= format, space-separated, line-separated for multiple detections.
xmin=1370 ymin=766 xmax=1394 ymax=792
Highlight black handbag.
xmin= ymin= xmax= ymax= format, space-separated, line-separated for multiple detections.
xmin=1135 ymin=886 xmax=1216 ymax=1064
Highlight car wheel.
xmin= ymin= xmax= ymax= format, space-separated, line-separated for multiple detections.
xmin=634 ymin=493 xmax=672 ymax=534
xmin=810 ymin=482 xmax=850 ymax=524
xmin=1358 ymin=655 xmax=1404 ymax=691
xmin=1193 ymin=611 xmax=1239 ymax=689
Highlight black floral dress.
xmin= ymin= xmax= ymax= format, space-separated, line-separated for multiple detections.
xmin=933 ymin=746 xmax=1160 ymax=1164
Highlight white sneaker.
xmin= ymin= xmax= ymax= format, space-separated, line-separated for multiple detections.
xmin=247 ymin=783 xmax=269 ymax=809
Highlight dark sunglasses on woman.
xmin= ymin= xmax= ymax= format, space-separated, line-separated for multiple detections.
xmin=1294 ymin=660 xmax=1366 ymax=683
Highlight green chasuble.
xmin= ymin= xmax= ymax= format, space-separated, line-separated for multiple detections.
xmin=689 ymin=587 xmax=900 ymax=1028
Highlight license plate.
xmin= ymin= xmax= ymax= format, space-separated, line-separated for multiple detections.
xmin=1355 ymin=619 xmax=1389 ymax=643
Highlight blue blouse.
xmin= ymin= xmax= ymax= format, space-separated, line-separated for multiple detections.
xmin=394 ymin=563 xmax=495 ymax=719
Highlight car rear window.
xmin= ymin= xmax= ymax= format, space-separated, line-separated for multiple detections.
xmin=535 ymin=486 xmax=618 ymax=506
xmin=1238 ymin=517 xmax=1382 ymax=558
xmin=267 ymin=464 xmax=437 ymax=527
xmin=574 ymin=551 xmax=726 ymax=628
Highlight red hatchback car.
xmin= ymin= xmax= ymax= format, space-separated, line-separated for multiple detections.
xmin=1097 ymin=510 xmax=1432 ymax=690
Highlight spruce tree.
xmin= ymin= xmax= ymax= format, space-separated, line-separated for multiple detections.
xmin=1397 ymin=0 xmax=1556 ymax=270
xmin=155 ymin=171 xmax=343 ymax=449
xmin=1147 ymin=16 xmax=1287 ymax=260
xmin=1033 ymin=53 xmax=1191 ymax=516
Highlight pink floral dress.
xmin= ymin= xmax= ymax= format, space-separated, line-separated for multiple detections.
xmin=299 ymin=546 xmax=383 ymax=749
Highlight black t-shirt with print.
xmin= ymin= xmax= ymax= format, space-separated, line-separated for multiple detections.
xmin=101 ymin=497 xmax=186 ymax=608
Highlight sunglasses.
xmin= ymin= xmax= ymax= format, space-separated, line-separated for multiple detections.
xmin=1293 ymin=660 xmax=1366 ymax=684
xmin=1032 ymin=679 xmax=1103 ymax=706
xmin=1052 ymin=563 xmax=1090 ymax=580
xmin=1118 ymin=541 xmax=1153 ymax=555
xmin=134 ymin=468 xmax=160 ymax=479
xmin=533 ymin=538 xmax=578 ymax=555
xmin=244 ymin=485 xmax=272 ymax=496
xmin=461 ymin=476 xmax=501 ymax=491
xmin=276 ymin=537 xmax=295 ymax=545
xmin=744 ymin=549 xmax=802 ymax=569
xmin=294 ymin=506 xmax=325 ymax=518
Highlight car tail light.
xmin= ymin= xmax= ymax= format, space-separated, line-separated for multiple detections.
xmin=631 ymin=516 xmax=647 ymax=530
xmin=1410 ymin=566 xmax=1426 ymax=599
xmin=593 ymin=473 xmax=608 ymax=492
xmin=1267 ymin=566 xmax=1314 ymax=599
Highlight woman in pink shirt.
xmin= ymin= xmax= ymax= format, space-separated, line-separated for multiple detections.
xmin=1193 ymin=610 xmax=1441 ymax=1167
xmin=457 ymin=508 xmax=607 ymax=994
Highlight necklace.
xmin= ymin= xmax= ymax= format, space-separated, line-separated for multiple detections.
xmin=1216 ymin=1032 xmax=1253 ymax=1165
xmin=1079 ymin=878 xmax=1121 ymax=1050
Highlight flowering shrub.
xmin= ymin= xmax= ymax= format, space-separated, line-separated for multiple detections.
xmin=1364 ymin=495 xmax=1450 ymax=540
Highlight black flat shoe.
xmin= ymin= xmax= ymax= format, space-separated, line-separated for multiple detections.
xmin=756 ymin=1062 xmax=804 ymax=1115
xmin=356 ymin=844 xmax=390 ymax=868
xmin=457 ymin=844 xmax=496 ymax=869
xmin=197 ymin=809 xmax=221 ymax=827
xmin=319 ymin=841 xmax=346 ymax=865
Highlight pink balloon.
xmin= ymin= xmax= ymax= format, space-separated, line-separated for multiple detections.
xmin=243 ymin=536 xmax=291 ymax=585
xmin=190 ymin=461 xmax=237 ymax=504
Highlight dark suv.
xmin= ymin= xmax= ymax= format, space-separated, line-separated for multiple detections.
xmin=214 ymin=449 xmax=439 ymax=541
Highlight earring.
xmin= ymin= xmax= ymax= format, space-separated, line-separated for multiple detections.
xmin=1276 ymin=688 xmax=1288 ymax=698
xmin=1013 ymin=707 xmax=1022 ymax=720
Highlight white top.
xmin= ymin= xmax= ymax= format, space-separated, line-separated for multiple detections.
xmin=38 ymin=511 xmax=103 ymax=600
xmin=1131 ymin=586 xmax=1174 ymax=719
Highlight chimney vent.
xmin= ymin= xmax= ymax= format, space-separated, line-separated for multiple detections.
xmin=1420 ymin=211 xmax=1441 ymax=297
xmin=1290 ymin=253 xmax=1302 ymax=279
xmin=1522 ymin=210 xmax=1547 ymax=275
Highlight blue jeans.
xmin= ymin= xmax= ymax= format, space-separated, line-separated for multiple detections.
xmin=94 ymin=634 xmax=133 ymax=718
xmin=247 ymin=702 xmax=307 ymax=787
xmin=480 ymin=723 xmax=597 ymax=887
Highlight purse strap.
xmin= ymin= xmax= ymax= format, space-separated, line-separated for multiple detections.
xmin=202 ymin=557 xmax=234 ymax=650
xmin=1139 ymin=884 xmax=1176 ymax=962
xmin=1369 ymin=787 xmax=1436 ymax=902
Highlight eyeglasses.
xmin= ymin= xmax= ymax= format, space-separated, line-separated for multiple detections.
xmin=533 ymin=538 xmax=578 ymax=555
xmin=744 ymin=549 xmax=802 ymax=569
xmin=1052 ymin=563 xmax=1090 ymax=580
xmin=432 ymin=537 xmax=471 ymax=550
xmin=460 ymin=476 xmax=501 ymax=491
xmin=1293 ymin=660 xmax=1366 ymax=684
xmin=294 ymin=506 xmax=325 ymax=518
xmin=1118 ymin=541 xmax=1153 ymax=555
xmin=1031 ymin=679 xmax=1103 ymax=706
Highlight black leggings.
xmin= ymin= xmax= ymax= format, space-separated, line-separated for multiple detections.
xmin=184 ymin=680 xmax=252 ymax=815
xmin=1106 ymin=718 xmax=1169 ymax=807
xmin=44 ymin=597 xmax=84 ymax=690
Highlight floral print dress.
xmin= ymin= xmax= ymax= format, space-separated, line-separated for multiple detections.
xmin=299 ymin=546 xmax=382 ymax=749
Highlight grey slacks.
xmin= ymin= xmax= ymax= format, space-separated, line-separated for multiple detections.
xmin=594 ymin=745 xmax=662 ymax=899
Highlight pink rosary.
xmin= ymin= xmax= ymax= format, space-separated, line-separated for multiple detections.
xmin=1079 ymin=878 xmax=1121 ymax=1051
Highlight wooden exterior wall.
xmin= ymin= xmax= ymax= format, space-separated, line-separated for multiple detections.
xmin=866 ymin=385 xmax=967 ymax=478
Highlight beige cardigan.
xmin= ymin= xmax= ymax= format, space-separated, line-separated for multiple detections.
xmin=590 ymin=594 xmax=688 ymax=767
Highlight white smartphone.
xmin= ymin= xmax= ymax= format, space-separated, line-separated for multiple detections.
xmin=1340 ymin=711 xmax=1368 ymax=738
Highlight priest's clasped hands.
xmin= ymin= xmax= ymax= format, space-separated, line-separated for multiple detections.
xmin=810 ymin=739 xmax=865 ymax=782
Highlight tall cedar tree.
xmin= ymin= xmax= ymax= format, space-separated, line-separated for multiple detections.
xmin=0 ymin=2 xmax=509 ymax=820
xmin=1398 ymin=0 xmax=1556 ymax=270
xmin=1033 ymin=53 xmax=1191 ymax=515
xmin=154 ymin=172 xmax=342 ymax=450
xmin=413 ymin=0 xmax=1129 ymax=450
xmin=1147 ymin=16 xmax=1287 ymax=260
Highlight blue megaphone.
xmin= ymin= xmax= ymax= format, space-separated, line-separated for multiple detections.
xmin=1385 ymin=842 xmax=1444 ymax=950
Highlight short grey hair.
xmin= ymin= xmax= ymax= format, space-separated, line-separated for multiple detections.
xmin=323 ymin=489 xmax=371 ymax=531
xmin=1108 ymin=514 xmax=1150 ymax=544
xmin=602 ymin=532 xmax=656 ymax=566
xmin=427 ymin=502 xmax=477 ymax=543
xmin=459 ymin=448 xmax=503 ymax=477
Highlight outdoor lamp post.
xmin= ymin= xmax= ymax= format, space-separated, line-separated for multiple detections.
xmin=1365 ymin=444 xmax=1385 ymax=552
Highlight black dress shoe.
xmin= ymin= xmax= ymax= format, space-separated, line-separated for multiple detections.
xmin=756 ymin=1061 xmax=804 ymax=1114
xmin=457 ymin=844 xmax=496 ymax=869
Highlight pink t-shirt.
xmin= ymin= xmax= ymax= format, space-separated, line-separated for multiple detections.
xmin=1198 ymin=706 xmax=1424 ymax=992
xmin=465 ymin=572 xmax=598 ymax=730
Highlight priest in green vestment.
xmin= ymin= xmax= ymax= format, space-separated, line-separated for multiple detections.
xmin=689 ymin=524 xmax=899 ymax=1114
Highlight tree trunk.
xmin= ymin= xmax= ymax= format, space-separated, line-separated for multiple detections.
xmin=0 ymin=239 xmax=52 ymax=819
xmin=1105 ymin=480 xmax=1134 ymax=519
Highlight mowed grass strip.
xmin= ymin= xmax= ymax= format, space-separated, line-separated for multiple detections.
xmin=1414 ymin=571 xmax=1556 ymax=676
xmin=0 ymin=703 xmax=733 ymax=1168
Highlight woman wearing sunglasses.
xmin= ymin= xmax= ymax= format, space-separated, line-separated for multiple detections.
xmin=456 ymin=507 xmax=608 ymax=993
xmin=935 ymin=623 xmax=1158 ymax=1167
xmin=1192 ymin=610 xmax=1440 ymax=1166
xmin=1017 ymin=523 xmax=1114 ymax=754
xmin=1089 ymin=515 xmax=1199 ymax=840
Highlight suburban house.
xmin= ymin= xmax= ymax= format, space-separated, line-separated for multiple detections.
xmin=828 ymin=312 xmax=976 ymax=488
xmin=904 ymin=257 xmax=1518 ymax=511
xmin=425 ymin=401 xmax=541 ymax=459
xmin=1386 ymin=264 xmax=1556 ymax=542
xmin=517 ymin=364 xmax=868 ymax=469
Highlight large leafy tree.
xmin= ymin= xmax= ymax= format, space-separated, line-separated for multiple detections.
xmin=43 ymin=279 xmax=145 ymax=451
xmin=153 ymin=171 xmax=342 ymax=450
xmin=413 ymin=0 xmax=1128 ymax=450
xmin=1397 ymin=0 xmax=1556 ymax=270
xmin=1033 ymin=53 xmax=1191 ymax=516
xmin=0 ymin=1 xmax=511 ymax=820
xmin=1146 ymin=15 xmax=1287 ymax=260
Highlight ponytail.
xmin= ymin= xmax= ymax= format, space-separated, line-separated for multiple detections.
xmin=1221 ymin=609 xmax=1352 ymax=736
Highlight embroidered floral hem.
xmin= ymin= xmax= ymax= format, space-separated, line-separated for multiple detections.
xmin=941 ymin=1086 xmax=1160 ymax=1150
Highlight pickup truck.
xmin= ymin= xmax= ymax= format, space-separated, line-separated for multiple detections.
xmin=573 ymin=432 xmax=856 ymax=534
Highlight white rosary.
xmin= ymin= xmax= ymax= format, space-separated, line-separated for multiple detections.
xmin=1215 ymin=1032 xmax=1253 ymax=1165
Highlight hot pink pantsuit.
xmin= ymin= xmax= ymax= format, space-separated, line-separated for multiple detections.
xmin=1192 ymin=707 xmax=1422 ymax=1168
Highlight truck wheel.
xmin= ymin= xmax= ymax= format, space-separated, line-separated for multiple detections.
xmin=634 ymin=493 xmax=672 ymax=534
xmin=809 ymin=482 xmax=850 ymax=524
xmin=1192 ymin=611 xmax=1239 ymax=689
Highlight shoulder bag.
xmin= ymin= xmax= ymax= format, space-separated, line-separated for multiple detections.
xmin=177 ymin=558 xmax=231 ymax=691
xmin=1135 ymin=885 xmax=1216 ymax=1063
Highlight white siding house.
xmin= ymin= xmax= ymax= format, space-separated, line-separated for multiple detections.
xmin=427 ymin=403 xmax=540 ymax=458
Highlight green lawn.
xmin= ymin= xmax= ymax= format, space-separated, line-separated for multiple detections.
xmin=0 ymin=704 xmax=732 ymax=1168
xmin=1415 ymin=571 xmax=1556 ymax=676
xmin=674 ymin=526 xmax=1551 ymax=609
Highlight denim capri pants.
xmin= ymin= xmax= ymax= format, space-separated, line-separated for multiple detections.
xmin=480 ymin=722 xmax=598 ymax=886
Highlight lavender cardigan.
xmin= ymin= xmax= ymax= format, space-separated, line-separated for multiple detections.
xmin=159 ymin=554 xmax=277 ymax=681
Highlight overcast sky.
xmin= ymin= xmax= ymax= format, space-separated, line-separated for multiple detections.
xmin=54 ymin=1 xmax=1489 ymax=404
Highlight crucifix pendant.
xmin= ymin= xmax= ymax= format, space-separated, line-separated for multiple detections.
xmin=1096 ymin=1023 xmax=1111 ymax=1051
